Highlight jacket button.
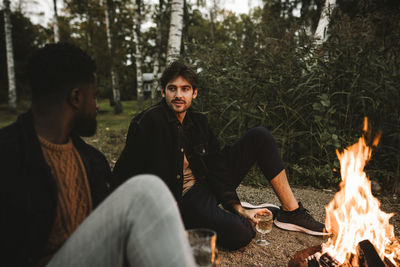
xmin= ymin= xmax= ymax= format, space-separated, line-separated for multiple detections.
xmin=180 ymin=148 xmax=184 ymax=152
xmin=177 ymin=174 xmax=181 ymax=179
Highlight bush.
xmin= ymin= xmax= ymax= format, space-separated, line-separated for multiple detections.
xmin=183 ymin=5 xmax=400 ymax=190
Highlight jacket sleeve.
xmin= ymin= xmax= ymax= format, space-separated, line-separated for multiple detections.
xmin=204 ymin=128 xmax=241 ymax=211
xmin=112 ymin=120 xmax=147 ymax=188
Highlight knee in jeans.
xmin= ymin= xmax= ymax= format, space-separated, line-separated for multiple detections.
xmin=220 ymin=222 xmax=255 ymax=250
xmin=122 ymin=174 xmax=169 ymax=200
xmin=249 ymin=127 xmax=275 ymax=145
xmin=125 ymin=174 xmax=163 ymax=188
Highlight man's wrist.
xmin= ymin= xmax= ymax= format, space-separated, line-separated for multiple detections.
xmin=232 ymin=203 xmax=245 ymax=215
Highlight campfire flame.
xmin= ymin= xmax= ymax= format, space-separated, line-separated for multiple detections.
xmin=322 ymin=118 xmax=400 ymax=265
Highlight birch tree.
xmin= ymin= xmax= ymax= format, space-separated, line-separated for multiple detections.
xmin=102 ymin=0 xmax=122 ymax=114
xmin=53 ymin=0 xmax=60 ymax=42
xmin=166 ymin=0 xmax=184 ymax=64
xmin=209 ymin=0 xmax=218 ymax=42
xmin=151 ymin=0 xmax=163 ymax=102
xmin=315 ymin=0 xmax=336 ymax=45
xmin=3 ymin=0 xmax=17 ymax=111
xmin=133 ymin=0 xmax=144 ymax=111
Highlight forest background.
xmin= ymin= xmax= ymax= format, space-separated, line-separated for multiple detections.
xmin=1 ymin=0 xmax=399 ymax=192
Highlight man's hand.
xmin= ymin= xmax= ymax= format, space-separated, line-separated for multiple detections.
xmin=232 ymin=204 xmax=272 ymax=224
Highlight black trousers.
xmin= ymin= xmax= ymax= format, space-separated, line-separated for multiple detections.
xmin=182 ymin=127 xmax=285 ymax=250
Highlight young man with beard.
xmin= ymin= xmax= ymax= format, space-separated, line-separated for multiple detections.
xmin=114 ymin=61 xmax=328 ymax=250
xmin=0 ymin=43 xmax=195 ymax=267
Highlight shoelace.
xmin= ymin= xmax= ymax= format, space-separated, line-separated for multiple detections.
xmin=300 ymin=207 xmax=320 ymax=224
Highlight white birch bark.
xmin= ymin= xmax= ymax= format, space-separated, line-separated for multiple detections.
xmin=151 ymin=54 xmax=159 ymax=102
xmin=102 ymin=0 xmax=122 ymax=113
xmin=151 ymin=0 xmax=163 ymax=102
xmin=53 ymin=0 xmax=60 ymax=42
xmin=4 ymin=0 xmax=17 ymax=111
xmin=133 ymin=0 xmax=144 ymax=111
xmin=166 ymin=0 xmax=184 ymax=64
xmin=315 ymin=0 xmax=336 ymax=45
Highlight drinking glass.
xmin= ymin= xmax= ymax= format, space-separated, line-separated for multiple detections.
xmin=187 ymin=228 xmax=218 ymax=267
xmin=255 ymin=213 xmax=273 ymax=246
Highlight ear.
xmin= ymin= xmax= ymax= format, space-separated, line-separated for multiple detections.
xmin=192 ymin=88 xmax=198 ymax=99
xmin=161 ymin=88 xmax=166 ymax=98
xmin=69 ymin=88 xmax=82 ymax=109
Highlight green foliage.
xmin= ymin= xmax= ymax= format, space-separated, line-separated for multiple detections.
xmin=183 ymin=1 xmax=400 ymax=189
xmin=0 ymin=10 xmax=51 ymax=103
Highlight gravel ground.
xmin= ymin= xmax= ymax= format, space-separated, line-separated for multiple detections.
xmin=216 ymin=185 xmax=400 ymax=267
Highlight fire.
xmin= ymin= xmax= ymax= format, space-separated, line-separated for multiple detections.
xmin=322 ymin=118 xmax=400 ymax=265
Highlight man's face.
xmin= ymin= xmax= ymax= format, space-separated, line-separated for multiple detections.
xmin=162 ymin=75 xmax=197 ymax=116
xmin=74 ymin=80 xmax=99 ymax=137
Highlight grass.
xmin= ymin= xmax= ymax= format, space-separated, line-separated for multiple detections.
xmin=0 ymin=101 xmax=31 ymax=128
xmin=83 ymin=99 xmax=142 ymax=167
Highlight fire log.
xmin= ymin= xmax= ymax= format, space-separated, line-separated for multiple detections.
xmin=357 ymin=239 xmax=385 ymax=267
xmin=289 ymin=240 xmax=396 ymax=267
xmin=288 ymin=245 xmax=321 ymax=267
xmin=319 ymin=253 xmax=340 ymax=267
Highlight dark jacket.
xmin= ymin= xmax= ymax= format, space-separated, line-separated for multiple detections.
xmin=0 ymin=111 xmax=112 ymax=267
xmin=113 ymin=99 xmax=240 ymax=209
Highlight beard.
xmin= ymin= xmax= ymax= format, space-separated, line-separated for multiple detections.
xmin=73 ymin=114 xmax=97 ymax=137
xmin=170 ymin=99 xmax=190 ymax=113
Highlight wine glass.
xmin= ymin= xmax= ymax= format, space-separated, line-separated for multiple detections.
xmin=187 ymin=228 xmax=218 ymax=266
xmin=255 ymin=213 xmax=273 ymax=246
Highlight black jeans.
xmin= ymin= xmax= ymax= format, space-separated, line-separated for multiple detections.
xmin=182 ymin=127 xmax=285 ymax=250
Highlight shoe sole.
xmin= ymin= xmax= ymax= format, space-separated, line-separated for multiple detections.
xmin=240 ymin=201 xmax=280 ymax=210
xmin=273 ymin=219 xmax=331 ymax=236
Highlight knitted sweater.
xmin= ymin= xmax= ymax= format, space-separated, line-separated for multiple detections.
xmin=37 ymin=136 xmax=93 ymax=265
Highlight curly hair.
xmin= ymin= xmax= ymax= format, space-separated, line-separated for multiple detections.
xmin=160 ymin=61 xmax=198 ymax=92
xmin=28 ymin=42 xmax=96 ymax=101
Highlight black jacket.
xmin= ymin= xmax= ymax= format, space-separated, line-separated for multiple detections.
xmin=113 ymin=99 xmax=240 ymax=209
xmin=0 ymin=111 xmax=112 ymax=267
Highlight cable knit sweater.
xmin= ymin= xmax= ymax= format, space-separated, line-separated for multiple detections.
xmin=38 ymin=136 xmax=93 ymax=265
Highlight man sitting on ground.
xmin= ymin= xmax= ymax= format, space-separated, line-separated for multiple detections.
xmin=113 ymin=61 xmax=328 ymax=250
xmin=0 ymin=43 xmax=195 ymax=267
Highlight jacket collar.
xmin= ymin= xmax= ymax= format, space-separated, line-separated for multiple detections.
xmin=17 ymin=110 xmax=85 ymax=149
xmin=17 ymin=110 xmax=44 ymax=163
xmin=161 ymin=98 xmax=178 ymax=123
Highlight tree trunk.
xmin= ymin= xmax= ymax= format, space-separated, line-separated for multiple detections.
xmin=209 ymin=0 xmax=217 ymax=42
xmin=300 ymin=0 xmax=313 ymax=36
xmin=3 ymin=0 xmax=17 ymax=112
xmin=151 ymin=0 xmax=163 ymax=103
xmin=53 ymin=0 xmax=60 ymax=42
xmin=166 ymin=0 xmax=184 ymax=64
xmin=315 ymin=0 xmax=336 ymax=45
xmin=209 ymin=9 xmax=215 ymax=42
xmin=134 ymin=0 xmax=144 ymax=111
xmin=151 ymin=54 xmax=160 ymax=103
xmin=86 ymin=1 xmax=93 ymax=52
xmin=103 ymin=0 xmax=122 ymax=114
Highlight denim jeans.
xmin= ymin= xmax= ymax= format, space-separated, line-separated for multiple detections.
xmin=47 ymin=175 xmax=196 ymax=267
xmin=182 ymin=127 xmax=285 ymax=250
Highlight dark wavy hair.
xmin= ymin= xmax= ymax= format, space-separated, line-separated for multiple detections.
xmin=160 ymin=61 xmax=198 ymax=91
xmin=28 ymin=42 xmax=96 ymax=101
